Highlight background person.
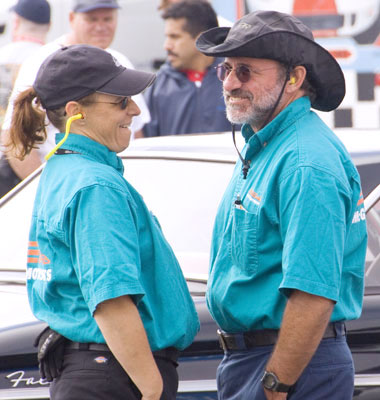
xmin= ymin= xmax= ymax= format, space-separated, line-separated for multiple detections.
xmin=0 ymin=0 xmax=50 ymax=126
xmin=6 ymin=44 xmax=199 ymax=400
xmin=0 ymin=0 xmax=150 ymax=198
xmin=196 ymin=10 xmax=367 ymax=400
xmin=142 ymin=0 xmax=231 ymax=138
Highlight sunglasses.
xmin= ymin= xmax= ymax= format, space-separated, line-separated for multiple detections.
xmin=216 ymin=63 xmax=277 ymax=84
xmin=91 ymin=96 xmax=130 ymax=110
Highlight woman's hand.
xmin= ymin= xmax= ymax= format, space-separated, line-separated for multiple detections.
xmin=94 ymin=295 xmax=164 ymax=399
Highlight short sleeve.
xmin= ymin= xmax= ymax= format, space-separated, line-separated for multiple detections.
xmin=66 ymin=184 xmax=144 ymax=314
xmin=278 ymin=167 xmax=351 ymax=301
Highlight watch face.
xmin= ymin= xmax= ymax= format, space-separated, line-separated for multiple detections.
xmin=263 ymin=372 xmax=277 ymax=389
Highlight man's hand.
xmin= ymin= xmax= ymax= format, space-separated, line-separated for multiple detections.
xmin=263 ymin=388 xmax=288 ymax=400
xmin=265 ymin=289 xmax=334 ymax=389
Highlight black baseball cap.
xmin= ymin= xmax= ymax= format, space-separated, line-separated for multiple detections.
xmin=11 ymin=0 xmax=51 ymax=24
xmin=33 ymin=45 xmax=156 ymax=110
xmin=72 ymin=0 xmax=120 ymax=13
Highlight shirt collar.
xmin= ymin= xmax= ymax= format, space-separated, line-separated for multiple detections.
xmin=242 ymin=96 xmax=311 ymax=160
xmin=54 ymin=133 xmax=124 ymax=174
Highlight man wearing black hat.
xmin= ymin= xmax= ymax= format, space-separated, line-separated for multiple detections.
xmin=196 ymin=10 xmax=367 ymax=400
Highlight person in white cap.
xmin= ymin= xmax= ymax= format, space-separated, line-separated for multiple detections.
xmin=0 ymin=0 xmax=150 ymax=198
xmin=0 ymin=0 xmax=51 ymax=125
xmin=6 ymin=44 xmax=199 ymax=400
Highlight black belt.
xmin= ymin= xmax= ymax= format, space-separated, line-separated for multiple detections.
xmin=218 ymin=322 xmax=346 ymax=352
xmin=65 ymin=341 xmax=179 ymax=362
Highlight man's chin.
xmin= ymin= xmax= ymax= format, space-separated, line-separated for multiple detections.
xmin=226 ymin=110 xmax=250 ymax=125
xmin=90 ymin=39 xmax=113 ymax=50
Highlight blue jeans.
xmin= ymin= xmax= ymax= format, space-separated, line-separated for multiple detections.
xmin=217 ymin=336 xmax=354 ymax=400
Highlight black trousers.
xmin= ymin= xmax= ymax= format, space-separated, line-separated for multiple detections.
xmin=0 ymin=157 xmax=21 ymax=198
xmin=50 ymin=349 xmax=179 ymax=400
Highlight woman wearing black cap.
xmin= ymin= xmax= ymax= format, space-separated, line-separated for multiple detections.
xmin=6 ymin=44 xmax=199 ymax=400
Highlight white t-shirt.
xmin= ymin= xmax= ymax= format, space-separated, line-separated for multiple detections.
xmin=1 ymin=36 xmax=150 ymax=160
xmin=0 ymin=41 xmax=44 ymax=127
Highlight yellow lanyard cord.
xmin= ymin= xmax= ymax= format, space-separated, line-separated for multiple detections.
xmin=45 ymin=113 xmax=83 ymax=161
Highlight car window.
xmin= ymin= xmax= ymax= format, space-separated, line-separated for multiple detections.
xmin=365 ymin=195 xmax=380 ymax=287
xmin=356 ymin=163 xmax=380 ymax=198
xmin=123 ymin=157 xmax=234 ymax=277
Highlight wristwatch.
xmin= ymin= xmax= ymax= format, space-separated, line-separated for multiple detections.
xmin=261 ymin=371 xmax=292 ymax=393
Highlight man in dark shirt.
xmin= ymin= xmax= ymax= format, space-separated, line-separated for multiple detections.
xmin=142 ymin=0 xmax=231 ymax=137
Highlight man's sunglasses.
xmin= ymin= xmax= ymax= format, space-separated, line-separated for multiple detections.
xmin=91 ymin=96 xmax=130 ymax=110
xmin=215 ymin=63 xmax=277 ymax=84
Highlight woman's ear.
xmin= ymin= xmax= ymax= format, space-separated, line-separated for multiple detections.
xmin=65 ymin=101 xmax=84 ymax=119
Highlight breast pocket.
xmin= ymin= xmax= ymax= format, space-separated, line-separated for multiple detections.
xmin=229 ymin=206 xmax=259 ymax=275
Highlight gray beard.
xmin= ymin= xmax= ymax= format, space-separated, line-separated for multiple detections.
xmin=224 ymin=80 xmax=284 ymax=129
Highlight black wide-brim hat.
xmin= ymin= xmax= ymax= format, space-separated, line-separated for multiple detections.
xmin=196 ymin=10 xmax=345 ymax=112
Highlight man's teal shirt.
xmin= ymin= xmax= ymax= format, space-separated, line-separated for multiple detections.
xmin=27 ymin=133 xmax=199 ymax=350
xmin=207 ymin=97 xmax=367 ymax=332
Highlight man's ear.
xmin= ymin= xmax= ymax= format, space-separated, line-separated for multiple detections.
xmin=287 ymin=65 xmax=307 ymax=91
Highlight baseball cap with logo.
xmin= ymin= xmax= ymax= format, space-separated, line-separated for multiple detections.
xmin=11 ymin=0 xmax=51 ymax=24
xmin=72 ymin=0 xmax=120 ymax=13
xmin=33 ymin=45 xmax=156 ymax=110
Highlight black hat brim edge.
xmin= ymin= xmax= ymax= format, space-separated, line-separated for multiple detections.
xmin=97 ymin=68 xmax=156 ymax=97
xmin=196 ymin=27 xmax=345 ymax=112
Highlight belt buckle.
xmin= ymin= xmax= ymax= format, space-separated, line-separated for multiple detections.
xmin=217 ymin=329 xmax=228 ymax=351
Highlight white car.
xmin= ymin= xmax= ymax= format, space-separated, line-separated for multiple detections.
xmin=0 ymin=131 xmax=380 ymax=399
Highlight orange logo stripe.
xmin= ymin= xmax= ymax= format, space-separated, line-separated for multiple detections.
xmin=249 ymin=189 xmax=261 ymax=202
xmin=357 ymin=191 xmax=364 ymax=206
xmin=27 ymin=242 xmax=51 ymax=265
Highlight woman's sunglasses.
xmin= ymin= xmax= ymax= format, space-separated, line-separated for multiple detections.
xmin=91 ymin=96 xmax=130 ymax=110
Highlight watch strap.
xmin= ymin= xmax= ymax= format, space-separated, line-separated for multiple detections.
xmin=261 ymin=371 xmax=293 ymax=393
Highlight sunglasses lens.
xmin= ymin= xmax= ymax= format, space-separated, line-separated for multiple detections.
xmin=236 ymin=65 xmax=251 ymax=83
xmin=216 ymin=64 xmax=228 ymax=81
xmin=216 ymin=64 xmax=251 ymax=83
xmin=121 ymin=97 xmax=129 ymax=109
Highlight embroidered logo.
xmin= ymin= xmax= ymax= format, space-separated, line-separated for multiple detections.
xmin=357 ymin=191 xmax=364 ymax=206
xmin=247 ymin=189 xmax=261 ymax=206
xmin=27 ymin=241 xmax=51 ymax=265
xmin=239 ymin=22 xmax=252 ymax=30
xmin=27 ymin=241 xmax=52 ymax=282
xmin=352 ymin=191 xmax=366 ymax=224
xmin=94 ymin=356 xmax=109 ymax=364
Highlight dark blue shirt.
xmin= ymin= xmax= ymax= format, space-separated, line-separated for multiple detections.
xmin=143 ymin=58 xmax=232 ymax=136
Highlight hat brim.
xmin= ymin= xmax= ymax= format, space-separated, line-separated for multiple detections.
xmin=96 ymin=67 xmax=156 ymax=97
xmin=74 ymin=3 xmax=120 ymax=13
xmin=196 ymin=27 xmax=345 ymax=112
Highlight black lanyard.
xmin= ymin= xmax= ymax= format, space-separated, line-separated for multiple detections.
xmin=55 ymin=148 xmax=81 ymax=155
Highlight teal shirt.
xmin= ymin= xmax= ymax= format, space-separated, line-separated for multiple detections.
xmin=27 ymin=133 xmax=199 ymax=350
xmin=207 ymin=97 xmax=367 ymax=333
